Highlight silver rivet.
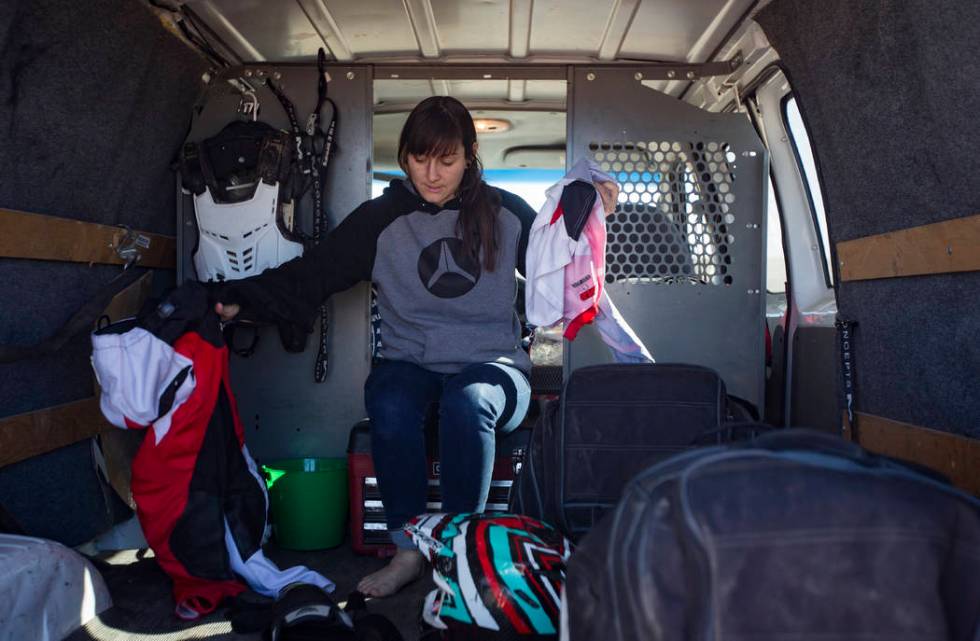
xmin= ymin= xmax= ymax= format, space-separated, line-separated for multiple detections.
xmin=256 ymin=69 xmax=266 ymax=77
xmin=273 ymin=72 xmax=282 ymax=80
xmin=346 ymin=71 xmax=355 ymax=80
xmin=686 ymin=71 xmax=696 ymax=79
xmin=947 ymin=245 xmax=953 ymax=255
xmin=201 ymin=72 xmax=211 ymax=84
xmin=634 ymin=72 xmax=643 ymax=81
xmin=586 ymin=72 xmax=596 ymax=81
xmin=667 ymin=70 xmax=676 ymax=79
xmin=244 ymin=70 xmax=253 ymax=77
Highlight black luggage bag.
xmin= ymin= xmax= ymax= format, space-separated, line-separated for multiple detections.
xmin=564 ymin=429 xmax=980 ymax=641
xmin=509 ymin=363 xmax=758 ymax=539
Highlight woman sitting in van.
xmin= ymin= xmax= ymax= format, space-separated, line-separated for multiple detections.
xmin=214 ymin=96 xmax=618 ymax=597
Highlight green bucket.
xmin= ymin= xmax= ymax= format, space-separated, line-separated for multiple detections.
xmin=262 ymin=457 xmax=348 ymax=550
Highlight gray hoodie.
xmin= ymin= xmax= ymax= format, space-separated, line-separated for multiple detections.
xmin=223 ymin=179 xmax=536 ymax=374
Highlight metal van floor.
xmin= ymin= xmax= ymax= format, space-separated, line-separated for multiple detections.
xmin=66 ymin=542 xmax=435 ymax=641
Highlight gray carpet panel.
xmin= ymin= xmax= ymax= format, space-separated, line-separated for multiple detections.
xmin=758 ymin=0 xmax=980 ymax=436
xmin=0 ymin=0 xmax=206 ymax=543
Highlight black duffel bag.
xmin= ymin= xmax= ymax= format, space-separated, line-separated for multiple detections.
xmin=509 ymin=363 xmax=761 ymax=540
xmin=564 ymin=429 xmax=980 ymax=641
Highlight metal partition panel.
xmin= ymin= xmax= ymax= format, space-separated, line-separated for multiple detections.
xmin=567 ymin=68 xmax=768 ymax=410
xmin=179 ymin=64 xmax=373 ymax=460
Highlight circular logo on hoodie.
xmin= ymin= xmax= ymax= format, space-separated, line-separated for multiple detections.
xmin=417 ymin=237 xmax=481 ymax=298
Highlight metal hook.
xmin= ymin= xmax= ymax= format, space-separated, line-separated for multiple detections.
xmin=113 ymin=225 xmax=150 ymax=269
xmin=722 ymin=80 xmax=743 ymax=111
xmin=238 ymin=89 xmax=259 ymax=121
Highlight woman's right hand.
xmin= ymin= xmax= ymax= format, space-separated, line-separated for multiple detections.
xmin=215 ymin=302 xmax=240 ymax=322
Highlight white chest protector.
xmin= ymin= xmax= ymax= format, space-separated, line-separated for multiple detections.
xmin=192 ymin=181 xmax=302 ymax=281
xmin=180 ymin=120 xmax=304 ymax=283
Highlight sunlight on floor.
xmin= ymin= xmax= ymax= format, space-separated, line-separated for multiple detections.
xmin=80 ymin=620 xmax=235 ymax=641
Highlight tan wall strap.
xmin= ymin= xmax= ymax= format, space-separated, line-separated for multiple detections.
xmin=0 ymin=272 xmax=152 ymax=467
xmin=0 ymin=397 xmax=116 ymax=468
xmin=837 ymin=213 xmax=980 ymax=282
xmin=0 ymin=208 xmax=176 ymax=269
xmin=856 ymin=412 xmax=980 ymax=496
xmin=100 ymin=271 xmax=155 ymax=326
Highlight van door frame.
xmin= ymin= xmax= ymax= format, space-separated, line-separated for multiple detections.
xmin=751 ymin=70 xmax=837 ymax=429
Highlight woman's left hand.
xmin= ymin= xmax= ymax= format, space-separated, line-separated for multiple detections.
xmin=597 ymin=180 xmax=620 ymax=216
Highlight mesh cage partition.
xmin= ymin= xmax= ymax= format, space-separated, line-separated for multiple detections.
xmin=566 ymin=68 xmax=769 ymax=410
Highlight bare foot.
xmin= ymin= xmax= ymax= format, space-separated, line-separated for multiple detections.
xmin=357 ymin=548 xmax=425 ymax=597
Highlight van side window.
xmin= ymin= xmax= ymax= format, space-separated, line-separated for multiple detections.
xmin=782 ymin=96 xmax=833 ymax=286
xmin=766 ymin=174 xmax=787 ymax=294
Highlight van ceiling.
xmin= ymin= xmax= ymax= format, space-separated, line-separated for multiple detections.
xmin=175 ymin=0 xmax=758 ymax=171
xmin=176 ymin=0 xmax=757 ymax=100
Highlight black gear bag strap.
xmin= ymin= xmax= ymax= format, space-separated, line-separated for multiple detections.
xmin=264 ymin=50 xmax=337 ymax=382
xmin=836 ymin=318 xmax=858 ymax=439
xmin=310 ymin=49 xmax=337 ymax=383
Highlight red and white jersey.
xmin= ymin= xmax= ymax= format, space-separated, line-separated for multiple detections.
xmin=91 ymin=283 xmax=332 ymax=620
xmin=526 ymin=159 xmax=653 ymax=363
xmin=92 ymin=326 xmax=195 ymax=443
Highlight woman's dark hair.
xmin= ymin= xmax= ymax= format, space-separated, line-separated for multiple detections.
xmin=398 ymin=96 xmax=502 ymax=271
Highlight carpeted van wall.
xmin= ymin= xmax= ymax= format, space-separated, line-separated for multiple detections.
xmin=0 ymin=0 xmax=208 ymax=543
xmin=758 ymin=0 xmax=980 ymax=437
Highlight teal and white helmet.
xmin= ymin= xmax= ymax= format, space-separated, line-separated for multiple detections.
xmin=406 ymin=513 xmax=571 ymax=640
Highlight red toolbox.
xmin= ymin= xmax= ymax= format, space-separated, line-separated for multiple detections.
xmin=347 ymin=414 xmax=534 ymax=557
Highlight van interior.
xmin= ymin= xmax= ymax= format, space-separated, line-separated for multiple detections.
xmin=1 ymin=0 xmax=978 ymax=639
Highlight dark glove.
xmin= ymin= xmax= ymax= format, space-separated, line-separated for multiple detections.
xmin=224 ymin=589 xmax=277 ymax=634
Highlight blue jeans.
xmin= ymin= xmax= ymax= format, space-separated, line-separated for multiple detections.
xmin=364 ymin=359 xmax=531 ymax=549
